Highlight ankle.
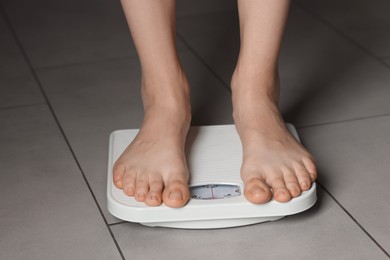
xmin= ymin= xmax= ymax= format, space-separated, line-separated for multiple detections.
xmin=231 ymin=61 xmax=278 ymax=85
xmin=231 ymin=75 xmax=279 ymax=114
xmin=142 ymin=66 xmax=190 ymax=95
xmin=141 ymin=101 xmax=192 ymax=138
xmin=141 ymin=68 xmax=191 ymax=119
xmin=230 ymin=68 xmax=283 ymax=132
xmin=148 ymin=101 xmax=191 ymax=118
xmin=232 ymin=69 xmax=279 ymax=90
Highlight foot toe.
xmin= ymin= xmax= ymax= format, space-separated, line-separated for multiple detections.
xmin=163 ymin=180 xmax=190 ymax=208
xmin=135 ymin=175 xmax=149 ymax=202
xmin=244 ymin=178 xmax=272 ymax=204
xmin=270 ymin=177 xmax=292 ymax=202
xmin=145 ymin=176 xmax=163 ymax=206
xmin=113 ymin=163 xmax=126 ymax=189
xmin=283 ymin=170 xmax=301 ymax=198
xmin=295 ymin=164 xmax=312 ymax=191
xmin=123 ymin=184 xmax=136 ymax=197
xmin=285 ymin=183 xmax=301 ymax=198
xmin=122 ymin=172 xmax=136 ymax=196
xmin=302 ymin=157 xmax=317 ymax=181
xmin=272 ymin=187 xmax=292 ymax=202
xmin=145 ymin=191 xmax=162 ymax=206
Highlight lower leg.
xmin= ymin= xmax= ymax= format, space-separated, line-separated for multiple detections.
xmin=113 ymin=0 xmax=191 ymax=207
xmin=232 ymin=0 xmax=317 ymax=204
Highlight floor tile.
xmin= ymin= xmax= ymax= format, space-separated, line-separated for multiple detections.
xmin=0 ymin=76 xmax=45 ymax=110
xmin=0 ymin=12 xmax=30 ymax=77
xmin=2 ymin=0 xmax=389 ymax=258
xmin=177 ymin=0 xmax=237 ymax=17
xmin=298 ymin=115 xmax=390 ymax=253
xmin=177 ymin=4 xmax=390 ymax=127
xmin=383 ymin=58 xmax=390 ymax=66
xmin=177 ymin=10 xmax=240 ymax=88
xmin=0 ymin=105 xmax=121 ymax=260
xmin=111 ymin=188 xmax=387 ymax=260
xmin=36 ymin=52 xmax=233 ymax=223
xmin=278 ymin=4 xmax=390 ymax=126
xmin=0 ymin=12 xmax=44 ymax=109
xmin=297 ymin=0 xmax=390 ymax=58
xmin=2 ymin=0 xmax=187 ymax=68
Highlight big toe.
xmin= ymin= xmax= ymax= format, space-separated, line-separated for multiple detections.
xmin=244 ymin=178 xmax=272 ymax=204
xmin=162 ymin=180 xmax=190 ymax=208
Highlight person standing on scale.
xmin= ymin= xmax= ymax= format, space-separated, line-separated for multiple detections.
xmin=113 ymin=0 xmax=317 ymax=207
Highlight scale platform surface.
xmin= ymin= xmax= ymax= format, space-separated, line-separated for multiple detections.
xmin=107 ymin=124 xmax=317 ymax=229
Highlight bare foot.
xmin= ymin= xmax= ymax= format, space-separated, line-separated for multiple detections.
xmin=231 ymin=72 xmax=317 ymax=204
xmin=113 ymin=74 xmax=191 ymax=208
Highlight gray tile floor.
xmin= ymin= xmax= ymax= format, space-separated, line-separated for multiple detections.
xmin=1 ymin=0 xmax=389 ymax=259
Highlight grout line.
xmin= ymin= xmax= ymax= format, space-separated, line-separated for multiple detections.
xmin=0 ymin=4 xmax=126 ymax=260
xmin=296 ymin=112 xmax=390 ymax=129
xmin=35 ymin=55 xmax=138 ymax=71
xmin=317 ymin=182 xmax=390 ymax=258
xmin=0 ymin=102 xmax=46 ymax=111
xmin=176 ymin=33 xmax=233 ymax=93
xmin=33 ymin=41 xmax=190 ymax=71
xmin=108 ymin=221 xmax=127 ymax=227
xmin=295 ymin=1 xmax=390 ymax=71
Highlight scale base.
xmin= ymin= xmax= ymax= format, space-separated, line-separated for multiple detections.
xmin=142 ymin=216 xmax=285 ymax=229
xmin=107 ymin=124 xmax=317 ymax=229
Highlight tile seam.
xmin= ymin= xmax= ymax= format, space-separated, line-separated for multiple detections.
xmin=108 ymin=221 xmax=127 ymax=227
xmin=34 ymin=47 xmax=191 ymax=71
xmin=317 ymin=182 xmax=390 ymax=258
xmin=0 ymin=102 xmax=47 ymax=111
xmin=296 ymin=112 xmax=390 ymax=130
xmin=0 ymin=3 xmax=126 ymax=260
xmin=295 ymin=1 xmax=390 ymax=70
xmin=35 ymin=55 xmax=138 ymax=71
xmin=176 ymin=32 xmax=233 ymax=93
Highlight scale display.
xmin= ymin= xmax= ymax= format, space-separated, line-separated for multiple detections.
xmin=107 ymin=124 xmax=317 ymax=229
xmin=190 ymin=184 xmax=241 ymax=200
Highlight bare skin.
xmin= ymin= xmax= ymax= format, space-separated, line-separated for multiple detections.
xmin=231 ymin=74 xmax=317 ymax=203
xmin=230 ymin=0 xmax=317 ymax=203
xmin=113 ymin=0 xmax=317 ymax=207
xmin=113 ymin=0 xmax=191 ymax=207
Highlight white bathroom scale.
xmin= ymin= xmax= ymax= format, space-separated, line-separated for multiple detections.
xmin=107 ymin=124 xmax=317 ymax=229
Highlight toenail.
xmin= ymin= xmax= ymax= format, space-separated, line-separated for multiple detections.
xmin=169 ymin=191 xmax=183 ymax=200
xmin=150 ymin=195 xmax=159 ymax=201
xmin=250 ymin=186 xmax=266 ymax=193
xmin=137 ymin=192 xmax=146 ymax=198
xmin=300 ymin=182 xmax=309 ymax=189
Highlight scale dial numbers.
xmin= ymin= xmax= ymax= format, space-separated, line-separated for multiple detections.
xmin=190 ymin=184 xmax=241 ymax=200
